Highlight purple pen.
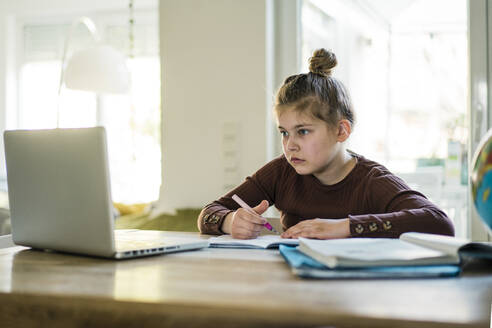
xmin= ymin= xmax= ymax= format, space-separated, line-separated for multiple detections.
xmin=231 ymin=194 xmax=279 ymax=234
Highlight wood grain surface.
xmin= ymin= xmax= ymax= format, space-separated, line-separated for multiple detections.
xmin=0 ymin=232 xmax=491 ymax=328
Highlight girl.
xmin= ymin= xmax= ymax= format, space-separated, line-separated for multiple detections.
xmin=198 ymin=48 xmax=454 ymax=240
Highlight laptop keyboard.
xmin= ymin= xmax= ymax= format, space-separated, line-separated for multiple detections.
xmin=115 ymin=239 xmax=171 ymax=252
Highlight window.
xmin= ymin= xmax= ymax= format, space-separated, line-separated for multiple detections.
xmin=17 ymin=9 xmax=160 ymax=204
xmin=302 ymin=0 xmax=468 ymax=237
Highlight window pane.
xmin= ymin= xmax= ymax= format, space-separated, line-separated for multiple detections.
xmin=19 ymin=16 xmax=161 ymax=205
xmin=104 ymin=56 xmax=161 ymax=204
xmin=19 ymin=61 xmax=60 ymax=129
xmin=302 ymin=0 xmax=468 ymax=237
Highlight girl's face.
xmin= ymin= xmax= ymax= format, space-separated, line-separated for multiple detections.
xmin=276 ymin=107 xmax=342 ymax=178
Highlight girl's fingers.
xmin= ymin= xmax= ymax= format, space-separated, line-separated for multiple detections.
xmin=282 ymin=221 xmax=314 ymax=238
xmin=236 ymin=220 xmax=262 ymax=233
xmin=282 ymin=227 xmax=298 ymax=238
xmin=235 ymin=208 xmax=266 ymax=225
xmin=231 ymin=211 xmax=264 ymax=239
xmin=232 ymin=226 xmax=261 ymax=239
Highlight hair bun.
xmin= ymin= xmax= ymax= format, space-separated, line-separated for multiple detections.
xmin=309 ymin=48 xmax=337 ymax=77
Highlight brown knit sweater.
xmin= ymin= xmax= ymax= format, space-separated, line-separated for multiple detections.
xmin=198 ymin=152 xmax=454 ymax=238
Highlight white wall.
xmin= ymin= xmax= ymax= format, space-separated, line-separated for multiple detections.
xmin=156 ymin=0 xmax=269 ymax=213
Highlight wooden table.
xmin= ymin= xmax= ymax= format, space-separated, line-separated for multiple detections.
xmin=0 ymin=231 xmax=491 ymax=328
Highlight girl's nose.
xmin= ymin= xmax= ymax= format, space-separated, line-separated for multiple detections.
xmin=286 ymin=136 xmax=299 ymax=151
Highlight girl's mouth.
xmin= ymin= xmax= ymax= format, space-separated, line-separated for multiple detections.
xmin=290 ymin=157 xmax=305 ymax=164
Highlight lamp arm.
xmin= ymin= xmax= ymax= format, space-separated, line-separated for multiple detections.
xmin=57 ymin=17 xmax=101 ymax=127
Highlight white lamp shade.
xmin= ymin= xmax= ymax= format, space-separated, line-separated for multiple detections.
xmin=64 ymin=45 xmax=130 ymax=94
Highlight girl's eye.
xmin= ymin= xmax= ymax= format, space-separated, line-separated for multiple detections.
xmin=298 ymin=129 xmax=309 ymax=136
xmin=280 ymin=131 xmax=288 ymax=137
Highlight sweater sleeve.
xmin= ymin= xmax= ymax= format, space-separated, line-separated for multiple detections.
xmin=197 ymin=157 xmax=283 ymax=234
xmin=348 ymin=171 xmax=455 ymax=238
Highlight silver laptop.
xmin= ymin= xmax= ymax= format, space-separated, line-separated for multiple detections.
xmin=3 ymin=127 xmax=208 ymax=259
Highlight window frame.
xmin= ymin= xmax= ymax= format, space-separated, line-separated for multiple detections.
xmin=468 ymin=0 xmax=492 ymax=241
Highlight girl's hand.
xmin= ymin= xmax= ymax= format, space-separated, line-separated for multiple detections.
xmin=281 ymin=218 xmax=350 ymax=239
xmin=222 ymin=200 xmax=269 ymax=239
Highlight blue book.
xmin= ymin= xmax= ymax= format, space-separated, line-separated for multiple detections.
xmin=279 ymin=245 xmax=461 ymax=279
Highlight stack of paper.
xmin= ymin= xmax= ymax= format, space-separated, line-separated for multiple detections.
xmin=279 ymin=245 xmax=461 ymax=279
xmin=279 ymin=232 xmax=492 ymax=279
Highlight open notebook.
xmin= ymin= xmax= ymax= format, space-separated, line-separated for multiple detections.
xmin=209 ymin=235 xmax=299 ymax=249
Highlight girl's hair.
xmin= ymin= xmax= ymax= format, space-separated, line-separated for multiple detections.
xmin=274 ymin=48 xmax=355 ymax=128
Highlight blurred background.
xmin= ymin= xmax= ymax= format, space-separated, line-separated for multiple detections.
xmin=0 ymin=0 xmax=489 ymax=240
xmin=301 ymin=0 xmax=468 ymax=237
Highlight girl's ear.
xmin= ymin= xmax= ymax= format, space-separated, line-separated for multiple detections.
xmin=336 ymin=119 xmax=351 ymax=142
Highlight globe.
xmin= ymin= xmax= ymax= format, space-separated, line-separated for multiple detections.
xmin=470 ymin=129 xmax=492 ymax=233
